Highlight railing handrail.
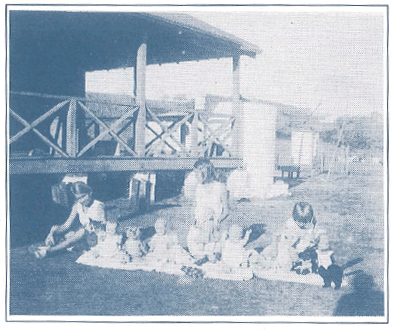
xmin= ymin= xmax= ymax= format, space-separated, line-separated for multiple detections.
xmin=10 ymin=91 xmax=138 ymax=108
xmin=9 ymin=93 xmax=237 ymax=159
xmin=10 ymin=91 xmax=196 ymax=112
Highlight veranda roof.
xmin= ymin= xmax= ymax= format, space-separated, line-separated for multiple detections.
xmin=9 ymin=10 xmax=260 ymax=74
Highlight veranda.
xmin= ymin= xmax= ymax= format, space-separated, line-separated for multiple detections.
xmin=9 ymin=11 xmax=260 ymax=175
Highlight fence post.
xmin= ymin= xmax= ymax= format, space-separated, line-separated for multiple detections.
xmin=66 ymin=98 xmax=78 ymax=157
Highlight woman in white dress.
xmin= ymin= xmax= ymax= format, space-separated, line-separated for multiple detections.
xmin=34 ymin=182 xmax=107 ymax=258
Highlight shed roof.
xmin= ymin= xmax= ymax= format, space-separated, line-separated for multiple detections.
xmin=9 ymin=10 xmax=260 ymax=74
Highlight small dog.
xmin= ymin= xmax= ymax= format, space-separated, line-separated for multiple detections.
xmin=318 ymin=257 xmax=363 ymax=289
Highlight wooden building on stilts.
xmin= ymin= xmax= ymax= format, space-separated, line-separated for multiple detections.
xmin=9 ymin=10 xmax=260 ymax=172
xmin=8 ymin=9 xmax=286 ymax=246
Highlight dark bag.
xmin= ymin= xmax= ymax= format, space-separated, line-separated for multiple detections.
xmin=51 ymin=182 xmax=70 ymax=207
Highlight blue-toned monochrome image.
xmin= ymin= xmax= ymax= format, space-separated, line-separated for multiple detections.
xmin=6 ymin=5 xmax=387 ymax=320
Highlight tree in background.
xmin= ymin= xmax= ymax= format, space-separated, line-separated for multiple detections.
xmin=320 ymin=118 xmax=374 ymax=151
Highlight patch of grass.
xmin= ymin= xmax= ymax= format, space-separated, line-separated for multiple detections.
xmin=9 ymin=169 xmax=385 ymax=316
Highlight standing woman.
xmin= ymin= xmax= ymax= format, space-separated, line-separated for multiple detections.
xmin=187 ymin=158 xmax=229 ymax=261
xmin=33 ymin=182 xmax=107 ymax=258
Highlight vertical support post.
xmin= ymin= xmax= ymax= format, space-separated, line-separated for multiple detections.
xmin=66 ymin=98 xmax=78 ymax=157
xmin=149 ymin=173 xmax=156 ymax=204
xmin=135 ymin=38 xmax=147 ymax=157
xmin=232 ymin=55 xmax=243 ymax=158
xmin=180 ymin=123 xmax=187 ymax=145
xmin=190 ymin=112 xmax=199 ymax=157
xmin=128 ymin=175 xmax=140 ymax=211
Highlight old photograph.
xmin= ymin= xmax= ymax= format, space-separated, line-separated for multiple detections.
xmin=5 ymin=4 xmax=388 ymax=322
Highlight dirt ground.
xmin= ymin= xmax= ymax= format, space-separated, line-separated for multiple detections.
xmin=9 ymin=166 xmax=386 ymax=317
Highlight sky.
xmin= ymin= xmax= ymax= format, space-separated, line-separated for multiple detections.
xmin=86 ymin=6 xmax=387 ymax=120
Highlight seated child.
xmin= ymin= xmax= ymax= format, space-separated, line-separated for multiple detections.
xmin=146 ymin=218 xmax=192 ymax=268
xmin=221 ymin=224 xmax=252 ymax=270
xmin=122 ymin=226 xmax=148 ymax=262
xmin=199 ymin=224 xmax=254 ymax=281
xmin=87 ymin=222 xmax=128 ymax=263
xmin=257 ymin=202 xmax=333 ymax=274
xmin=187 ymin=223 xmax=218 ymax=262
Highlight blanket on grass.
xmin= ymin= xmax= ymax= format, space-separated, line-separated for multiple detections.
xmin=75 ymin=249 xmax=343 ymax=285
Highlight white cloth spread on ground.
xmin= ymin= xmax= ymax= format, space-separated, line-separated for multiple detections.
xmin=222 ymin=238 xmax=249 ymax=268
xmin=75 ymin=231 xmax=341 ymax=284
xmin=76 ymin=232 xmax=191 ymax=276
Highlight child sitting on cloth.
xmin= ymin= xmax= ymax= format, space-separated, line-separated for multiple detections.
xmin=33 ymin=182 xmax=107 ymax=259
xmin=221 ymin=224 xmax=253 ymax=270
xmin=146 ymin=218 xmax=192 ymax=268
xmin=78 ymin=221 xmax=129 ymax=265
xmin=201 ymin=224 xmax=254 ymax=281
xmin=187 ymin=224 xmax=219 ymax=263
xmin=257 ymin=202 xmax=333 ymax=274
xmin=122 ymin=226 xmax=148 ymax=262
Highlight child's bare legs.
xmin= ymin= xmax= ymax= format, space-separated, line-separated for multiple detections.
xmin=48 ymin=228 xmax=86 ymax=252
xmin=35 ymin=228 xmax=86 ymax=258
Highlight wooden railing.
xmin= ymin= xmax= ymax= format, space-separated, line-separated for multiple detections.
xmin=9 ymin=92 xmax=237 ymax=160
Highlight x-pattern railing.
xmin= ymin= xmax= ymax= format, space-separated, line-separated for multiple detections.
xmin=10 ymin=93 xmax=237 ymax=159
xmin=10 ymin=97 xmax=139 ymax=158
xmin=145 ymin=107 xmax=194 ymax=157
xmin=198 ymin=114 xmax=235 ymax=157
xmin=77 ymin=102 xmax=138 ymax=157
xmin=10 ymin=100 xmax=71 ymax=157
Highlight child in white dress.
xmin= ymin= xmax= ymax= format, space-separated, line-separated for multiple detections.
xmin=187 ymin=159 xmax=229 ymax=262
xmin=79 ymin=221 xmax=129 ymax=265
xmin=146 ymin=218 xmax=192 ymax=268
xmin=256 ymin=202 xmax=333 ymax=274
xmin=201 ymin=224 xmax=254 ymax=281
xmin=221 ymin=224 xmax=252 ymax=270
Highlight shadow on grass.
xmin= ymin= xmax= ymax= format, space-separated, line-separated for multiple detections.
xmin=116 ymin=203 xmax=182 ymax=222
xmin=333 ymin=271 xmax=384 ymax=316
xmin=274 ymin=177 xmax=306 ymax=188
xmin=139 ymin=226 xmax=156 ymax=242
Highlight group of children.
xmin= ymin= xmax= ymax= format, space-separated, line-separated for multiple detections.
xmin=74 ymin=215 xmax=193 ymax=271
xmin=33 ymin=159 xmax=340 ymax=286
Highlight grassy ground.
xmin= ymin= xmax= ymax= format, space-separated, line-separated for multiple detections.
xmin=9 ymin=167 xmax=385 ymax=317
